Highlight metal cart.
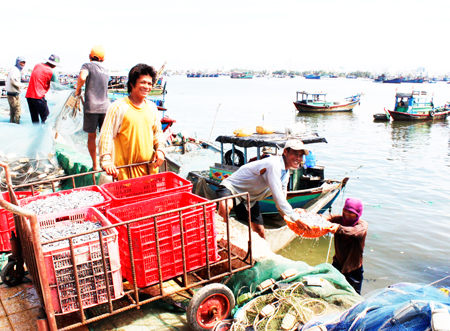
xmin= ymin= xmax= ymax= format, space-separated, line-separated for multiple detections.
xmin=0 ymin=160 xmax=255 ymax=331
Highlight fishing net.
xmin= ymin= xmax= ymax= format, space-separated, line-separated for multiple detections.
xmin=300 ymin=283 xmax=450 ymax=331
xmin=224 ymin=257 xmax=363 ymax=330
xmin=53 ymin=90 xmax=84 ymax=144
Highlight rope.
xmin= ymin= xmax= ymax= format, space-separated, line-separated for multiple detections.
xmin=425 ymin=275 xmax=450 ymax=287
xmin=326 ymin=234 xmax=333 ymax=264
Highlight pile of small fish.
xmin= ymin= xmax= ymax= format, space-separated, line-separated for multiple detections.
xmin=298 ymin=212 xmax=331 ymax=228
xmin=40 ymin=221 xmax=107 ymax=251
xmin=22 ymin=190 xmax=105 ymax=215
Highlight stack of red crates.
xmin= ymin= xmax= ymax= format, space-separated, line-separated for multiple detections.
xmin=101 ymin=171 xmax=193 ymax=208
xmin=102 ymin=173 xmax=219 ymax=288
xmin=0 ymin=191 xmax=38 ymax=252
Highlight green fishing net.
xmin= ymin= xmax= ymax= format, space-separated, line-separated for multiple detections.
xmin=224 ymin=257 xmax=364 ymax=330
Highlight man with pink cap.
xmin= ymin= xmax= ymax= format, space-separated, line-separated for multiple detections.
xmin=327 ymin=197 xmax=368 ymax=294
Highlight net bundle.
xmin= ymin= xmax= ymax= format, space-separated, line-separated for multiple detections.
xmin=231 ymin=282 xmax=329 ymax=331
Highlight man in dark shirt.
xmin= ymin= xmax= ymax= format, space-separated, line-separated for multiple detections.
xmin=327 ymin=197 xmax=368 ymax=294
xmin=75 ymin=46 xmax=110 ymax=170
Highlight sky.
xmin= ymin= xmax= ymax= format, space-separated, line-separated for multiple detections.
xmin=1 ymin=0 xmax=450 ymax=75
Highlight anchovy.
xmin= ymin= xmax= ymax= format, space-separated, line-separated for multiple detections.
xmin=22 ymin=190 xmax=105 ymax=215
xmin=299 ymin=212 xmax=331 ymax=227
xmin=40 ymin=221 xmax=107 ymax=251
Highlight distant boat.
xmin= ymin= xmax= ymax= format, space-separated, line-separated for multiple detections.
xmin=304 ymin=74 xmax=321 ymax=79
xmin=346 ymin=75 xmax=357 ymax=79
xmin=231 ymin=72 xmax=253 ymax=79
xmin=373 ymin=113 xmax=390 ymax=121
xmin=402 ymin=77 xmax=424 ymax=83
xmin=293 ymin=91 xmax=361 ymax=113
xmin=374 ymin=75 xmax=386 ymax=83
xmin=383 ymin=77 xmax=402 ymax=84
xmin=386 ymin=90 xmax=450 ymax=121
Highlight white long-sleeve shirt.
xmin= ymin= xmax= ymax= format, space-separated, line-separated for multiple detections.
xmin=221 ymin=155 xmax=298 ymax=220
xmin=6 ymin=67 xmax=25 ymax=94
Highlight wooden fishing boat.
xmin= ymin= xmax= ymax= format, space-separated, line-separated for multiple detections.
xmin=231 ymin=72 xmax=253 ymax=79
xmin=0 ymin=75 xmax=6 ymax=98
xmin=293 ymin=91 xmax=361 ymax=113
xmin=187 ymin=132 xmax=349 ymax=216
xmin=383 ymin=77 xmax=402 ymax=84
xmin=304 ymin=74 xmax=321 ymax=79
xmin=373 ymin=113 xmax=389 ymax=121
xmin=386 ymin=90 xmax=450 ymax=121
xmin=402 ymin=77 xmax=424 ymax=83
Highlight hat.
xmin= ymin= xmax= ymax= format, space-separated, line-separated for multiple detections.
xmin=90 ymin=45 xmax=105 ymax=61
xmin=46 ymin=54 xmax=61 ymax=67
xmin=283 ymin=140 xmax=309 ymax=155
xmin=342 ymin=198 xmax=364 ymax=226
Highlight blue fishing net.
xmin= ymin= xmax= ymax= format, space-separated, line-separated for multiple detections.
xmin=301 ymin=283 xmax=450 ymax=331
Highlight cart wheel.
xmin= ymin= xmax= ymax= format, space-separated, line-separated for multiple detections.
xmin=187 ymin=284 xmax=235 ymax=331
xmin=1 ymin=261 xmax=25 ymax=287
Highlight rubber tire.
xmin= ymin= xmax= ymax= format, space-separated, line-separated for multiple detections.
xmin=187 ymin=283 xmax=235 ymax=331
xmin=430 ymin=110 xmax=435 ymax=117
xmin=224 ymin=149 xmax=245 ymax=167
xmin=1 ymin=261 xmax=25 ymax=287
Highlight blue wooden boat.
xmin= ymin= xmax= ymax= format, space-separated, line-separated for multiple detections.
xmin=402 ymin=77 xmax=424 ymax=83
xmin=383 ymin=77 xmax=402 ymax=84
xmin=187 ymin=133 xmax=349 ymax=216
xmin=294 ymin=91 xmax=361 ymax=113
xmin=373 ymin=75 xmax=386 ymax=82
xmin=304 ymin=74 xmax=321 ymax=79
xmin=386 ymin=90 xmax=450 ymax=121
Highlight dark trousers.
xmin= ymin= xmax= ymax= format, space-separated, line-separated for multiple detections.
xmin=332 ymin=260 xmax=364 ymax=295
xmin=27 ymin=97 xmax=49 ymax=123
xmin=215 ymin=185 xmax=264 ymax=225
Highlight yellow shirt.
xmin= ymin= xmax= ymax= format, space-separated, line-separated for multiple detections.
xmin=99 ymin=97 xmax=165 ymax=180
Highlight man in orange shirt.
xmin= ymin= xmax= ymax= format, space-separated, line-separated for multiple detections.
xmin=99 ymin=64 xmax=165 ymax=180
xmin=25 ymin=54 xmax=61 ymax=124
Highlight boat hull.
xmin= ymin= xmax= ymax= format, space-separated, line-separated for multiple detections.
xmin=387 ymin=109 xmax=450 ymax=121
xmin=294 ymin=100 xmax=360 ymax=113
xmin=373 ymin=113 xmax=389 ymax=121
xmin=383 ymin=78 xmax=402 ymax=84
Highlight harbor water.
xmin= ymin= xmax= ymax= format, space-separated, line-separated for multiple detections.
xmin=1 ymin=76 xmax=449 ymax=296
xmin=164 ymin=75 xmax=450 ymax=295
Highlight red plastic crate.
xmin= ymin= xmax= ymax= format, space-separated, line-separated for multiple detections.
xmin=0 ymin=191 xmax=39 ymax=252
xmin=106 ymin=192 xmax=219 ymax=288
xmin=17 ymin=185 xmax=111 ymax=216
xmin=100 ymin=172 xmax=193 ymax=208
xmin=37 ymin=207 xmax=123 ymax=314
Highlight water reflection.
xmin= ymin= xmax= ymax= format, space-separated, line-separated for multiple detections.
xmin=389 ymin=121 xmax=433 ymax=145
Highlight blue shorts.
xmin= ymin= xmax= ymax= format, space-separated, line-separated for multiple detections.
xmin=215 ymin=185 xmax=264 ymax=225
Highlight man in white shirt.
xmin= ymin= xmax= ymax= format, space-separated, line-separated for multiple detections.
xmin=216 ymin=139 xmax=311 ymax=239
xmin=6 ymin=56 xmax=26 ymax=124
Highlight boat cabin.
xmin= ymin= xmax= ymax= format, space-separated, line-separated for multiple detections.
xmin=296 ymin=91 xmax=327 ymax=104
xmin=394 ymin=91 xmax=433 ymax=114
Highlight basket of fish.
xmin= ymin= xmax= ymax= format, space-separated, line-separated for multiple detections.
xmin=17 ymin=185 xmax=111 ymax=216
xmin=284 ymin=209 xmax=333 ymax=238
xmin=38 ymin=207 xmax=123 ymax=314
